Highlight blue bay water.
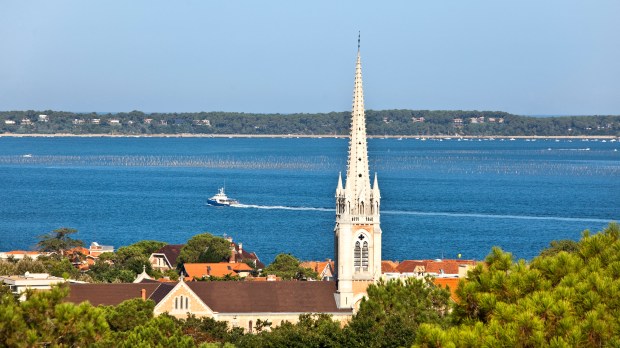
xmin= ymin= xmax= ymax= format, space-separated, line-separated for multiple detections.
xmin=0 ymin=137 xmax=618 ymax=264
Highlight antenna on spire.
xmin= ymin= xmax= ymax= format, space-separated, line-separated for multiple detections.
xmin=357 ymin=31 xmax=361 ymax=51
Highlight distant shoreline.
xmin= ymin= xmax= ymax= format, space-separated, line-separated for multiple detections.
xmin=0 ymin=133 xmax=618 ymax=140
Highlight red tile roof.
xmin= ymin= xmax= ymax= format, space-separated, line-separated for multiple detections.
xmin=299 ymin=261 xmax=334 ymax=277
xmin=433 ymin=278 xmax=462 ymax=302
xmin=381 ymin=261 xmax=399 ymax=273
xmin=395 ymin=259 xmax=478 ymax=275
xmin=183 ymin=262 xmax=253 ymax=279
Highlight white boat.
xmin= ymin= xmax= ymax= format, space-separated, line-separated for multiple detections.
xmin=207 ymin=188 xmax=239 ymax=206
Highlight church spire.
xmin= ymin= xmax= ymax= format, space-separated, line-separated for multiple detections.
xmin=344 ymin=33 xmax=370 ymax=207
xmin=334 ymin=34 xmax=382 ymax=310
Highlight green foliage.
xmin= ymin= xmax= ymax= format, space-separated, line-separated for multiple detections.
xmin=262 ymin=253 xmax=319 ymax=280
xmin=236 ymin=313 xmax=344 ymax=348
xmin=0 ymin=284 xmax=109 ymax=347
xmin=36 ymin=227 xmax=83 ymax=254
xmin=415 ymin=222 xmax=620 ymax=348
xmin=540 ymin=239 xmax=580 ymax=258
xmin=179 ymin=233 xmax=232 ymax=264
xmin=104 ymin=298 xmax=155 ymax=331
xmin=108 ymin=314 xmax=195 ymax=348
xmin=345 ymin=277 xmax=451 ymax=348
xmin=1 ymin=109 xmax=618 ymax=136
xmin=171 ymin=314 xmax=232 ymax=345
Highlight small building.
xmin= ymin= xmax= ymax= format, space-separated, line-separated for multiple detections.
xmin=0 ymin=250 xmax=46 ymax=261
xmin=381 ymin=259 xmax=477 ymax=280
xmin=149 ymin=244 xmax=183 ymax=271
xmin=4 ymin=120 xmax=16 ymax=125
xmin=72 ymin=119 xmax=86 ymax=125
xmin=411 ymin=117 xmax=425 ymax=123
xmin=1 ymin=273 xmax=66 ymax=300
xmin=299 ymin=260 xmax=335 ymax=281
xmin=38 ymin=115 xmax=49 ymax=122
xmin=91 ymin=119 xmax=100 ymax=124
xmin=21 ymin=118 xmax=33 ymax=125
xmin=181 ymin=262 xmax=254 ymax=280
xmin=144 ymin=118 xmax=153 ymax=124
xmin=109 ymin=119 xmax=121 ymax=125
xmin=89 ymin=242 xmax=114 ymax=257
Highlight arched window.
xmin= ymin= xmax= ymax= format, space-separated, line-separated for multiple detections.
xmin=354 ymin=241 xmax=361 ymax=272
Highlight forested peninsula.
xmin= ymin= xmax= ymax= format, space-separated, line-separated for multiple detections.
xmin=1 ymin=110 xmax=619 ymax=137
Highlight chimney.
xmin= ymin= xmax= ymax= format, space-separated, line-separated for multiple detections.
xmin=238 ymin=243 xmax=243 ymax=255
xmin=141 ymin=288 xmax=146 ymax=301
xmin=230 ymin=244 xmax=236 ymax=263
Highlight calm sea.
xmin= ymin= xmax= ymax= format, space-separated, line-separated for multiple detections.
xmin=0 ymin=137 xmax=618 ymax=264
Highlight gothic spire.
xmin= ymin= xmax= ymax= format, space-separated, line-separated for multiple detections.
xmin=344 ymin=34 xmax=370 ymax=204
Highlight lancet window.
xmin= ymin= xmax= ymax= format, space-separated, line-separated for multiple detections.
xmin=354 ymin=234 xmax=370 ymax=272
xmin=174 ymin=295 xmax=189 ymax=310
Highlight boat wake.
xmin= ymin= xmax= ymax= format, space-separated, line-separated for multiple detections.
xmin=382 ymin=210 xmax=611 ymax=223
xmin=232 ymin=204 xmax=332 ymax=212
xmin=230 ymin=204 xmax=611 ymax=223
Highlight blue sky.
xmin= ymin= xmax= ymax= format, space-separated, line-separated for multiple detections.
xmin=1 ymin=1 xmax=619 ymax=115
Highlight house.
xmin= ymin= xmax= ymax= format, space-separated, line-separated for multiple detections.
xmin=38 ymin=115 xmax=49 ymax=122
xmin=1 ymin=273 xmax=66 ymax=300
xmin=228 ymin=239 xmax=265 ymax=269
xmin=144 ymin=118 xmax=153 ymax=124
xmin=89 ymin=242 xmax=114 ymax=257
xmin=181 ymin=262 xmax=254 ymax=280
xmin=299 ymin=259 xmax=335 ymax=281
xmin=432 ymin=277 xmax=461 ymax=302
xmin=149 ymin=244 xmax=183 ymax=271
xmin=453 ymin=118 xmax=463 ymax=125
xmin=91 ymin=119 xmax=100 ymax=124
xmin=109 ymin=119 xmax=121 ymax=125
xmin=0 ymin=250 xmax=47 ymax=261
xmin=72 ymin=119 xmax=86 ymax=125
xmin=392 ymin=259 xmax=477 ymax=279
xmin=4 ymin=120 xmax=16 ymax=125
xmin=66 ymin=280 xmax=353 ymax=331
xmin=411 ymin=117 xmax=425 ymax=123
xmin=21 ymin=118 xmax=33 ymax=125
xmin=149 ymin=239 xmax=264 ymax=272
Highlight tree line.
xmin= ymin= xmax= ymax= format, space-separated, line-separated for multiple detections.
xmin=1 ymin=110 xmax=619 ymax=136
xmin=0 ymin=228 xmax=317 ymax=283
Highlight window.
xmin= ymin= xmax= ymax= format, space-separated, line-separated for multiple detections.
xmin=354 ymin=234 xmax=369 ymax=273
xmin=174 ymin=295 xmax=189 ymax=311
xmin=354 ymin=241 xmax=361 ymax=272
xmin=362 ymin=241 xmax=369 ymax=271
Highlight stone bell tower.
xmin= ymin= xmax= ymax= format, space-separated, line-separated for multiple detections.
xmin=334 ymin=34 xmax=382 ymax=309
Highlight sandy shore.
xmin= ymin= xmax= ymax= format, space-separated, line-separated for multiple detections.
xmin=0 ymin=133 xmax=617 ymax=140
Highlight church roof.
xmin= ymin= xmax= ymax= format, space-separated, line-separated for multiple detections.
xmin=66 ymin=283 xmax=163 ymax=306
xmin=66 ymin=281 xmax=351 ymax=314
xmin=186 ymin=281 xmax=351 ymax=313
